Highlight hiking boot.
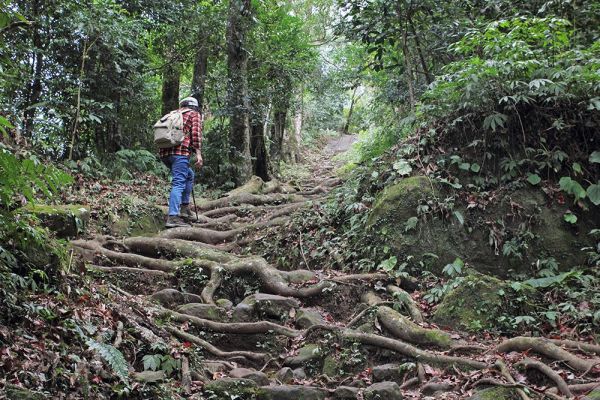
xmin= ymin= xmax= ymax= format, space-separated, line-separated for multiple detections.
xmin=180 ymin=204 xmax=197 ymax=223
xmin=165 ymin=215 xmax=191 ymax=228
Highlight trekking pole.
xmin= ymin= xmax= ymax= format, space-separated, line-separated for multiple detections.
xmin=191 ymin=181 xmax=199 ymax=222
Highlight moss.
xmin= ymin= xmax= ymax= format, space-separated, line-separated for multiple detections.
xmin=23 ymin=204 xmax=89 ymax=238
xmin=586 ymin=387 xmax=600 ymax=400
xmin=423 ymin=329 xmax=452 ymax=348
xmin=366 ymin=175 xmax=434 ymax=230
xmin=433 ymin=272 xmax=535 ymax=332
xmin=322 ymin=355 xmax=338 ymax=377
xmin=203 ymin=378 xmax=258 ymax=399
xmin=468 ymin=387 xmax=520 ymax=400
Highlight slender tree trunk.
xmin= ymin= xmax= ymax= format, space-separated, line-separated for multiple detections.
xmin=401 ymin=30 xmax=416 ymax=111
xmin=191 ymin=38 xmax=208 ymax=109
xmin=408 ymin=15 xmax=433 ymax=84
xmin=341 ymin=85 xmax=358 ymax=135
xmin=226 ymin=0 xmax=253 ymax=185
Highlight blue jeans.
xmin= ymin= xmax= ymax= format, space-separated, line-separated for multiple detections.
xmin=162 ymin=155 xmax=194 ymax=216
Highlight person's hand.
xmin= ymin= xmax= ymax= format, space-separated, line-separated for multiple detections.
xmin=195 ymin=151 xmax=203 ymax=169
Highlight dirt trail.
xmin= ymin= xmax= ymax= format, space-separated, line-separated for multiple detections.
xmin=71 ymin=138 xmax=600 ymax=399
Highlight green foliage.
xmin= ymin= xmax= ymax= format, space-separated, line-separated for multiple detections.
xmin=142 ymin=353 xmax=181 ymax=376
xmin=86 ymin=338 xmax=130 ymax=386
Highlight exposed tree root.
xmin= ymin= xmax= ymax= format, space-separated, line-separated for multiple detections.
xmin=497 ymin=337 xmax=600 ymax=372
xmin=362 ymin=291 xmax=453 ymax=349
xmin=386 ymin=284 xmax=423 ymax=323
xmin=549 ymin=339 xmax=600 ymax=356
xmin=159 ymin=307 xmax=301 ymax=337
xmin=196 ymin=193 xmax=305 ymax=212
xmin=516 ymin=357 xmax=572 ymax=397
xmin=165 ymin=326 xmax=268 ymax=362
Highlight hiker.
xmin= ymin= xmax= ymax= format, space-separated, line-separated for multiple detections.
xmin=156 ymin=97 xmax=203 ymax=228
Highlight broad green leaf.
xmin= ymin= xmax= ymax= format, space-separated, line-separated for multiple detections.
xmin=590 ymin=151 xmax=600 ymax=164
xmin=587 ymin=183 xmax=600 ymax=206
xmin=470 ymin=163 xmax=480 ymax=173
xmin=527 ymin=174 xmax=541 ymax=185
xmin=459 ymin=162 xmax=471 ymax=171
xmin=393 ymin=159 xmax=412 ymax=176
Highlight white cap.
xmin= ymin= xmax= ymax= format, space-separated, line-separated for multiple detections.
xmin=180 ymin=97 xmax=199 ymax=108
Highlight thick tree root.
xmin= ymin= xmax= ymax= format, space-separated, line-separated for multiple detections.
xmin=516 ymin=357 xmax=572 ymax=397
xmin=159 ymin=307 xmax=301 ymax=337
xmin=165 ymin=326 xmax=268 ymax=362
xmin=497 ymin=337 xmax=600 ymax=372
xmin=362 ymin=291 xmax=453 ymax=349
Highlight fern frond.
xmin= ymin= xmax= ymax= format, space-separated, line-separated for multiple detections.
xmin=86 ymin=338 xmax=130 ymax=386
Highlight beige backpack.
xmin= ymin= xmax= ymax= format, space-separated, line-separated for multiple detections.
xmin=153 ymin=109 xmax=191 ymax=148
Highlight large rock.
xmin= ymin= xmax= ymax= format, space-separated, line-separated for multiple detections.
xmin=366 ymin=178 xmax=598 ymax=276
xmin=467 ymin=387 xmax=520 ymax=400
xmin=240 ymin=293 xmax=300 ymax=320
xmin=364 ymin=381 xmax=403 ymax=400
xmin=284 ymin=344 xmax=322 ymax=367
xmin=432 ymin=272 xmax=535 ymax=332
xmin=257 ymin=385 xmax=328 ymax=400
xmin=177 ymin=303 xmax=226 ymax=321
xmin=275 ymin=367 xmax=294 ymax=383
xmin=334 ymin=386 xmax=361 ymax=399
xmin=203 ymin=378 xmax=258 ymax=398
xmin=151 ymin=289 xmax=203 ymax=308
xmin=295 ymin=308 xmax=326 ymax=329
xmin=229 ymin=368 xmax=270 ymax=386
xmin=372 ymin=363 xmax=415 ymax=383
xmin=25 ymin=204 xmax=89 ymax=238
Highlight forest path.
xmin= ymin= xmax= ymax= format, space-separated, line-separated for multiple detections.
xmin=70 ymin=137 xmax=600 ymax=399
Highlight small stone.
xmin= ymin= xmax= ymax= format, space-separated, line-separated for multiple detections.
xmin=275 ymin=367 xmax=294 ymax=384
xmin=177 ymin=303 xmax=226 ymax=321
xmin=229 ymin=368 xmax=270 ymax=386
xmin=295 ymin=308 xmax=326 ymax=329
xmin=203 ymin=361 xmax=231 ymax=375
xmin=257 ymin=385 xmax=328 ymax=400
xmin=364 ymin=381 xmax=403 ymax=400
xmin=216 ymin=298 xmax=233 ymax=309
xmin=203 ymin=378 xmax=258 ymax=398
xmin=334 ymin=386 xmax=361 ymax=399
xmin=292 ymin=368 xmax=306 ymax=380
xmin=133 ymin=370 xmax=165 ymax=383
xmin=232 ymin=302 xmax=254 ymax=322
xmin=151 ymin=289 xmax=185 ymax=307
xmin=283 ymin=344 xmax=322 ymax=367
xmin=241 ymin=293 xmax=300 ymax=319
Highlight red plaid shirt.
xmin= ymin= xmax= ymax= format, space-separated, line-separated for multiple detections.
xmin=158 ymin=107 xmax=202 ymax=158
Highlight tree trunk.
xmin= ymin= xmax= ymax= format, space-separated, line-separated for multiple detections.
xmin=161 ymin=50 xmax=181 ymax=115
xmin=289 ymin=90 xmax=303 ymax=163
xmin=269 ymin=100 xmax=289 ymax=168
xmin=227 ymin=0 xmax=253 ymax=186
xmin=250 ymin=122 xmax=270 ymax=181
xmin=341 ymin=85 xmax=358 ymax=135
xmin=191 ymin=38 xmax=208 ymax=110
xmin=23 ymin=0 xmax=43 ymax=137
xmin=408 ymin=15 xmax=433 ymax=84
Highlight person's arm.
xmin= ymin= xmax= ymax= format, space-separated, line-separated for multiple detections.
xmin=190 ymin=111 xmax=203 ymax=168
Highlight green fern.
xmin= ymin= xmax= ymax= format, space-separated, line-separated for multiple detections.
xmin=86 ymin=338 xmax=130 ymax=386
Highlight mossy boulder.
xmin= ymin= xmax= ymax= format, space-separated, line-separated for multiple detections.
xmin=177 ymin=303 xmax=226 ymax=321
xmin=432 ymin=272 xmax=535 ymax=332
xmin=240 ymin=293 xmax=299 ymax=320
xmin=366 ymin=177 xmax=598 ymax=276
xmin=367 ymin=176 xmax=434 ymax=230
xmin=203 ymin=378 xmax=258 ymax=399
xmin=467 ymin=387 xmax=520 ymax=400
xmin=256 ymin=385 xmax=328 ymax=400
xmin=284 ymin=344 xmax=322 ymax=367
xmin=25 ymin=204 xmax=89 ymax=238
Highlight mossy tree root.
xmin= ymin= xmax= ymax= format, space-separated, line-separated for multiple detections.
xmin=386 ymin=284 xmax=423 ymax=323
xmin=497 ymin=337 xmax=600 ymax=372
xmin=196 ymin=193 xmax=306 ymax=212
xmin=362 ymin=291 xmax=453 ymax=349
